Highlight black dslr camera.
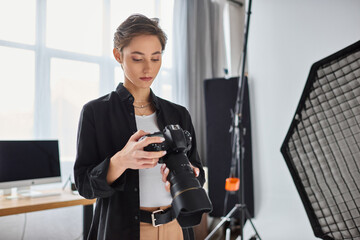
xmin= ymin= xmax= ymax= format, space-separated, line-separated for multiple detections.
xmin=141 ymin=124 xmax=212 ymax=227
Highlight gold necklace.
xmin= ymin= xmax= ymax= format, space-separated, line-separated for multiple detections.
xmin=133 ymin=103 xmax=152 ymax=116
xmin=133 ymin=102 xmax=151 ymax=109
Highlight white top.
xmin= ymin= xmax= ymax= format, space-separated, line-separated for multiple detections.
xmin=135 ymin=112 xmax=172 ymax=207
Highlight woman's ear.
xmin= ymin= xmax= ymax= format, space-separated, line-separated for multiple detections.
xmin=113 ymin=48 xmax=122 ymax=63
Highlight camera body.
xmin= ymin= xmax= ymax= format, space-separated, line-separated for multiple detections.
xmin=142 ymin=124 xmax=192 ymax=163
xmin=141 ymin=124 xmax=212 ymax=227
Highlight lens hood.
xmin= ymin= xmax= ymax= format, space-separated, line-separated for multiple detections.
xmin=171 ymin=187 xmax=212 ymax=228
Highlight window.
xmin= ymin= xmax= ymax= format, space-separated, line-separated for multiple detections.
xmin=0 ymin=47 xmax=35 ymax=139
xmin=50 ymin=59 xmax=100 ymax=160
xmin=0 ymin=0 xmax=175 ymax=161
xmin=46 ymin=0 xmax=103 ymax=56
xmin=0 ymin=0 xmax=36 ymax=44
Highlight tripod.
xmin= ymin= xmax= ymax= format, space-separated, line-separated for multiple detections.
xmin=205 ymin=204 xmax=260 ymax=240
xmin=205 ymin=0 xmax=261 ymax=239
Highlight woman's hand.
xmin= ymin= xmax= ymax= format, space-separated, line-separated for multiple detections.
xmin=107 ymin=130 xmax=166 ymax=184
xmin=160 ymin=163 xmax=200 ymax=192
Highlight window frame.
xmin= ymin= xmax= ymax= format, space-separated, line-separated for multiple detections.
xmin=0 ymin=0 xmax=173 ymax=160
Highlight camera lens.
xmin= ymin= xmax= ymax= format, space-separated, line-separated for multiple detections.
xmin=142 ymin=125 xmax=212 ymax=227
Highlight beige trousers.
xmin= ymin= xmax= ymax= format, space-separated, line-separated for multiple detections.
xmin=140 ymin=205 xmax=184 ymax=240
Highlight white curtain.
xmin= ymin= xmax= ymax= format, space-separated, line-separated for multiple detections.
xmin=172 ymin=0 xmax=229 ymax=162
xmin=223 ymin=0 xmax=247 ymax=76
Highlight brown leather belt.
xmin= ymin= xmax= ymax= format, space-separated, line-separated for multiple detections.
xmin=140 ymin=207 xmax=175 ymax=227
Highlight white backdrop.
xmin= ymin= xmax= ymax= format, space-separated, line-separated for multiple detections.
xmin=244 ymin=0 xmax=360 ymax=239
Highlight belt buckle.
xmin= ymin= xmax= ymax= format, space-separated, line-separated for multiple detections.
xmin=151 ymin=209 xmax=164 ymax=227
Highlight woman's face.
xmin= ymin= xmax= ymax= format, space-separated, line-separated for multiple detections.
xmin=116 ymin=35 xmax=162 ymax=90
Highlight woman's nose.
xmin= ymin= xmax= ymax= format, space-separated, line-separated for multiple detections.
xmin=143 ymin=61 xmax=151 ymax=73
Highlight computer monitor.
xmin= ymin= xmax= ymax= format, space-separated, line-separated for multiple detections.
xmin=0 ymin=140 xmax=61 ymax=197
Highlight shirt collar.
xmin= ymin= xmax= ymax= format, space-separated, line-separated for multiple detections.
xmin=115 ymin=83 xmax=160 ymax=110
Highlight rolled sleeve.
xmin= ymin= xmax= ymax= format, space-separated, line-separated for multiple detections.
xmin=74 ymin=105 xmax=126 ymax=199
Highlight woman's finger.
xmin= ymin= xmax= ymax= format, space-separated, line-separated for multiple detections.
xmin=134 ymin=149 xmax=166 ymax=159
xmin=165 ymin=181 xmax=170 ymax=192
xmin=138 ymin=162 xmax=158 ymax=169
xmin=191 ymin=164 xmax=200 ymax=177
xmin=195 ymin=168 xmax=200 ymax=177
xmin=160 ymin=164 xmax=166 ymax=174
xmin=162 ymin=167 xmax=169 ymax=182
xmin=129 ymin=130 xmax=148 ymax=141
xmin=135 ymin=158 xmax=159 ymax=166
xmin=137 ymin=136 xmax=165 ymax=148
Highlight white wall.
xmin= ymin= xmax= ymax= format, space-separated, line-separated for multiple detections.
xmin=245 ymin=0 xmax=360 ymax=239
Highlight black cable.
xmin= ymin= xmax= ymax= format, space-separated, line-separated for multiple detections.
xmin=21 ymin=213 xmax=27 ymax=240
xmin=73 ymin=232 xmax=83 ymax=240
xmin=223 ymin=190 xmax=229 ymax=217
xmin=19 ymin=212 xmax=82 ymax=240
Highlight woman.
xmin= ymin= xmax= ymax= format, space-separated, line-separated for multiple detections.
xmin=74 ymin=14 xmax=205 ymax=240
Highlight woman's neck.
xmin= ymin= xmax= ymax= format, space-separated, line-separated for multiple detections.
xmin=123 ymin=80 xmax=151 ymax=103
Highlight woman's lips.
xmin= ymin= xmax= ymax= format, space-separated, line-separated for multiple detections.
xmin=140 ymin=77 xmax=153 ymax=81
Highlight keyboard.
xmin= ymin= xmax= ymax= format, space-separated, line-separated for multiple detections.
xmin=5 ymin=191 xmax=61 ymax=199
xmin=21 ymin=191 xmax=61 ymax=198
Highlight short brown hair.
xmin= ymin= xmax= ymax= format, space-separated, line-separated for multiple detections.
xmin=114 ymin=14 xmax=167 ymax=52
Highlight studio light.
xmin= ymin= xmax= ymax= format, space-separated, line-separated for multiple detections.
xmin=281 ymin=40 xmax=360 ymax=239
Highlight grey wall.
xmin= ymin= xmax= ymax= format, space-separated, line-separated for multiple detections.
xmin=245 ymin=0 xmax=360 ymax=239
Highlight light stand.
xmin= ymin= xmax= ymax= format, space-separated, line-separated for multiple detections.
xmin=206 ymin=0 xmax=261 ymax=239
xmin=206 ymin=204 xmax=260 ymax=240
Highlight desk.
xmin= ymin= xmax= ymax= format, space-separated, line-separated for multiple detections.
xmin=0 ymin=189 xmax=96 ymax=239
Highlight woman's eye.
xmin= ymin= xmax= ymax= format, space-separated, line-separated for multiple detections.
xmin=152 ymin=59 xmax=160 ymax=62
xmin=132 ymin=58 xmax=142 ymax=62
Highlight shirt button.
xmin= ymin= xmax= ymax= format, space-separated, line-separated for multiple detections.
xmin=129 ymin=96 xmax=134 ymax=101
xmin=130 ymin=112 xmax=134 ymax=116
xmin=134 ymin=187 xmax=138 ymax=192
xmin=134 ymin=215 xmax=139 ymax=220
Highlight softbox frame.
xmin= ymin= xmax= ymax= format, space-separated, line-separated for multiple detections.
xmin=281 ymin=40 xmax=360 ymax=240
